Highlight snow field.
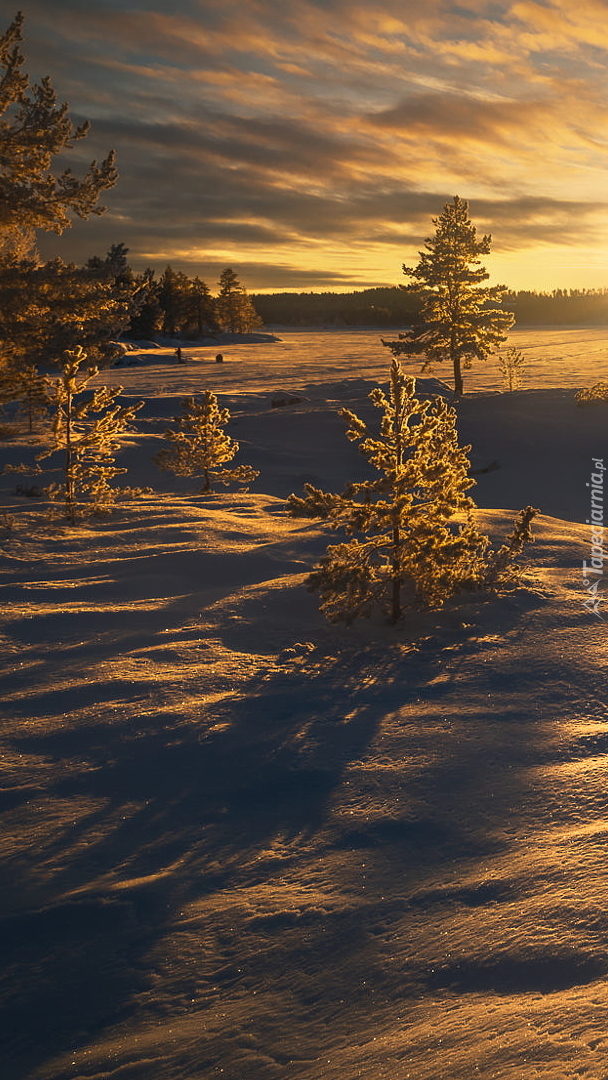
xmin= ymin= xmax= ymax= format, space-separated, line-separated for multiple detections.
xmin=0 ymin=327 xmax=607 ymax=1079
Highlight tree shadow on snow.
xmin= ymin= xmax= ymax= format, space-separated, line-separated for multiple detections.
xmin=0 ymin=585 xmax=578 ymax=1077
xmin=0 ymin=642 xmax=398 ymax=1077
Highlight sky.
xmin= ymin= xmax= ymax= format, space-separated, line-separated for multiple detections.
xmin=7 ymin=0 xmax=608 ymax=292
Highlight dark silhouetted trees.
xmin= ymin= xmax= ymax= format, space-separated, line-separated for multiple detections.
xmin=216 ymin=268 xmax=263 ymax=333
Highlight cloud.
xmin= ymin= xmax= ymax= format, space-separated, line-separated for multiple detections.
xmin=13 ymin=0 xmax=608 ymax=291
xmin=367 ymin=91 xmax=552 ymax=145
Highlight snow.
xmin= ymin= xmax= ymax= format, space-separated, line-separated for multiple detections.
xmin=1 ymin=326 xmax=608 ymax=1080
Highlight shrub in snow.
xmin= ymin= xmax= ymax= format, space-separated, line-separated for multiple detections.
xmin=154 ymin=392 xmax=259 ymax=493
xmin=38 ymin=346 xmax=144 ymax=523
xmin=288 ymin=358 xmax=537 ymax=624
xmin=574 ymin=382 xmax=608 ymax=404
xmin=498 ymin=346 xmax=526 ymax=392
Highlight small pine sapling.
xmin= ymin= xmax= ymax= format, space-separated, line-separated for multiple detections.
xmin=154 ymin=392 xmax=259 ymax=493
xmin=482 ymin=505 xmax=538 ymax=587
xmin=38 ymin=346 xmax=144 ymax=523
xmin=498 ymin=347 xmax=526 ymax=392
xmin=0 ymin=365 xmax=51 ymax=432
xmin=288 ymin=358 xmax=536 ymax=624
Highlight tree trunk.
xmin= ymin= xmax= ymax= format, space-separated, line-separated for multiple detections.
xmin=390 ymin=522 xmax=401 ymax=623
xmin=453 ymin=354 xmax=464 ymax=397
xmin=65 ymin=388 xmax=76 ymax=525
xmin=390 ymin=364 xmax=404 ymax=623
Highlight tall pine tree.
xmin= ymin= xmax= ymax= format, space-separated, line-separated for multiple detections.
xmin=216 ymin=268 xmax=263 ymax=333
xmin=0 ymin=255 xmax=136 ymax=368
xmin=0 ymin=14 xmax=120 ymax=374
xmin=383 ymin=197 xmax=513 ymax=396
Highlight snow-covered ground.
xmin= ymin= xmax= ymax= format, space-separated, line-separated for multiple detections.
xmin=1 ymin=326 xmax=607 ymax=1080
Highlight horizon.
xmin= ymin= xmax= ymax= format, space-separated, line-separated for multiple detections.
xmin=15 ymin=1 xmax=608 ymax=294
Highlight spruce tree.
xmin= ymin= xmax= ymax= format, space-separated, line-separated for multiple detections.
xmin=154 ymin=392 xmax=259 ymax=493
xmin=128 ymin=268 xmax=163 ymax=339
xmin=383 ymin=197 xmax=514 ymax=396
xmin=157 ymin=265 xmax=193 ymax=336
xmin=39 ymin=346 xmax=144 ymax=523
xmin=288 ymin=358 xmax=535 ymax=624
xmin=216 ymin=268 xmax=263 ymax=333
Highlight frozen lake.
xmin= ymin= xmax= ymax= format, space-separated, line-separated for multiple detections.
xmin=114 ymin=325 xmax=608 ymax=398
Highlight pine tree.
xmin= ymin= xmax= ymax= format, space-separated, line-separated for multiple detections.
xmin=38 ymin=346 xmax=144 ymax=523
xmin=0 ymin=363 xmax=50 ymax=431
xmin=216 ymin=268 xmax=264 ymax=333
xmin=154 ymin=392 xmax=259 ymax=493
xmin=0 ymin=256 xmax=137 ymax=368
xmin=0 ymin=13 xmax=117 ymax=245
xmin=188 ymin=276 xmax=219 ymax=337
xmin=0 ymin=14 xmax=121 ymax=375
xmin=128 ymin=267 xmax=163 ymax=339
xmin=288 ymin=358 xmax=535 ymax=624
xmin=383 ymin=197 xmax=514 ymax=396
xmin=156 ymin=265 xmax=193 ymax=336
xmin=498 ymin=346 xmax=526 ymax=391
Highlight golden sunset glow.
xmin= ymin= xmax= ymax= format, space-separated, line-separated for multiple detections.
xmin=25 ymin=1 xmax=608 ymax=287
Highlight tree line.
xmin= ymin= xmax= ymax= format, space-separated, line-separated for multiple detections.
xmin=253 ymin=286 xmax=608 ymax=327
xmin=0 ymin=245 xmax=264 ymax=371
xmin=128 ymin=262 xmax=263 ymax=341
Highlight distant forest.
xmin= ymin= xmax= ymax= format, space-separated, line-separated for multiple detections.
xmin=251 ymin=287 xmax=608 ymax=327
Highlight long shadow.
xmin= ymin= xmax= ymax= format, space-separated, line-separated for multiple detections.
xmin=2 ymin=586 xmax=590 ymax=1077
xmin=0 ymin=641 xmax=408 ymax=1079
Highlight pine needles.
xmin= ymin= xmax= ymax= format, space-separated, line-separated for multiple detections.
xmin=38 ymin=346 xmax=144 ymax=523
xmin=154 ymin=392 xmax=259 ymax=493
xmin=288 ymin=359 xmax=537 ymax=624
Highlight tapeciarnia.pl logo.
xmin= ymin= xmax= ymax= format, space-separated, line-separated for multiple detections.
xmin=582 ymin=457 xmax=606 ymax=619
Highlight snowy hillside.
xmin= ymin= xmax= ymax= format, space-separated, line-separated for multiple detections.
xmin=1 ymin=329 xmax=607 ymax=1080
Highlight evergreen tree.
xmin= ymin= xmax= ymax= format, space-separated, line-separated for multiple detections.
xmin=216 ymin=267 xmax=263 ymax=333
xmin=157 ymin=265 xmax=193 ymax=336
xmin=0 ymin=256 xmax=136 ymax=368
xmin=383 ymin=197 xmax=513 ymax=396
xmin=154 ymin=392 xmax=259 ymax=493
xmin=86 ymin=242 xmax=132 ymax=286
xmin=0 ymin=13 xmax=117 ymax=246
xmin=0 ymin=15 xmax=121 ymax=374
xmin=38 ymin=346 xmax=144 ymax=523
xmin=288 ymin=358 xmax=535 ymax=624
xmin=498 ymin=346 xmax=526 ymax=391
xmin=187 ymin=276 xmax=219 ymax=336
xmin=128 ymin=267 xmax=163 ymax=339
xmin=0 ymin=363 xmax=50 ymax=431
